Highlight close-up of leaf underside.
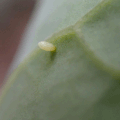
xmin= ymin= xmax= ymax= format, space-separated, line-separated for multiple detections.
xmin=0 ymin=0 xmax=120 ymax=120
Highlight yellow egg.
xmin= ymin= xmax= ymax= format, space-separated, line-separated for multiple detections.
xmin=38 ymin=41 xmax=56 ymax=51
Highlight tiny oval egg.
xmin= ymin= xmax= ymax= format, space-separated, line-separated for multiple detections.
xmin=38 ymin=41 xmax=56 ymax=51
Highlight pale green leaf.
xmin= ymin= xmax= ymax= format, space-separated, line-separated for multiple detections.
xmin=0 ymin=0 xmax=120 ymax=120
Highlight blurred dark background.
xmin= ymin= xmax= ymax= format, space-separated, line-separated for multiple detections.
xmin=0 ymin=0 xmax=37 ymax=87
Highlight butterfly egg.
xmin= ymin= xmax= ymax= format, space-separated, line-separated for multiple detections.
xmin=38 ymin=41 xmax=56 ymax=51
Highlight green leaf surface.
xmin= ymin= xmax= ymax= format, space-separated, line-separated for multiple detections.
xmin=32 ymin=0 xmax=102 ymax=50
xmin=75 ymin=0 xmax=120 ymax=76
xmin=0 ymin=0 xmax=120 ymax=120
